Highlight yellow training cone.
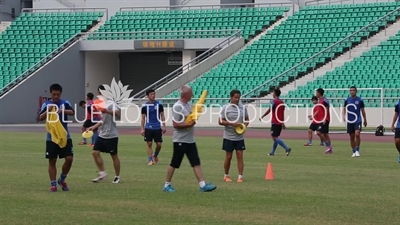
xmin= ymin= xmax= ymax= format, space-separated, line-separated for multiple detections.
xmin=235 ymin=123 xmax=246 ymax=134
xmin=82 ymin=130 xmax=93 ymax=139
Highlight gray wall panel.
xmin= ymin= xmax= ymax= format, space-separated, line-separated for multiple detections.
xmin=0 ymin=44 xmax=85 ymax=124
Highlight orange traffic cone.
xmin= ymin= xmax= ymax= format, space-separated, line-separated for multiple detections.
xmin=265 ymin=163 xmax=274 ymax=180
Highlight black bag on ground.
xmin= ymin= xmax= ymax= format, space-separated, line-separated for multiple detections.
xmin=375 ymin=125 xmax=385 ymax=136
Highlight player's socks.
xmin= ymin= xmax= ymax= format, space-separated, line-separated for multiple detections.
xmin=51 ymin=180 xmax=57 ymax=187
xmin=355 ymin=146 xmax=359 ymax=152
xmin=276 ymin=138 xmax=289 ymax=151
xmin=352 ymin=148 xmax=356 ymax=153
xmin=148 ymin=156 xmax=153 ymax=162
xmin=308 ymin=140 xmax=312 ymax=144
xmin=59 ymin=173 xmax=67 ymax=183
xmin=82 ymin=138 xmax=86 ymax=143
xmin=164 ymin=182 xmax=171 ymax=188
xmin=154 ymin=151 xmax=159 ymax=158
xmin=325 ymin=141 xmax=331 ymax=147
xmin=199 ymin=181 xmax=206 ymax=188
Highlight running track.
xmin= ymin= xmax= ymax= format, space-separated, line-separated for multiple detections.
xmin=0 ymin=126 xmax=393 ymax=142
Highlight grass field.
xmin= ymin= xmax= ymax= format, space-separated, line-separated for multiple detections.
xmin=0 ymin=131 xmax=399 ymax=225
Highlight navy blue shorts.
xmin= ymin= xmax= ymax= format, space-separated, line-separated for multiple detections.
xmin=395 ymin=128 xmax=400 ymax=139
xmin=347 ymin=122 xmax=362 ymax=134
xmin=222 ymin=139 xmax=246 ymax=152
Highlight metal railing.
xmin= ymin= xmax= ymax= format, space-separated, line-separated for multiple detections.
xmin=0 ymin=33 xmax=82 ymax=98
xmin=305 ymin=0 xmax=394 ymax=6
xmin=181 ymin=0 xmax=193 ymax=5
xmin=21 ymin=7 xmax=109 ymax=20
xmin=120 ymin=2 xmax=294 ymax=16
xmin=86 ymin=29 xmax=240 ymax=41
xmin=242 ymin=7 xmax=400 ymax=98
xmin=54 ymin=0 xmax=75 ymax=8
xmin=131 ymin=96 xmax=398 ymax=106
xmin=132 ymin=29 xmax=243 ymax=99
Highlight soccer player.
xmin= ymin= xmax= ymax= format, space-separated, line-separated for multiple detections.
xmin=342 ymin=86 xmax=367 ymax=157
xmin=313 ymin=88 xmax=333 ymax=154
xmin=89 ymin=85 xmax=121 ymax=184
xmin=391 ymin=100 xmax=400 ymax=163
xmin=163 ymin=85 xmax=217 ymax=193
xmin=259 ymin=89 xmax=291 ymax=156
xmin=38 ymin=84 xmax=75 ymax=192
xmin=219 ymin=89 xmax=249 ymax=183
xmin=305 ymin=96 xmax=325 ymax=146
xmin=141 ymin=89 xmax=166 ymax=165
xmin=79 ymin=93 xmax=101 ymax=146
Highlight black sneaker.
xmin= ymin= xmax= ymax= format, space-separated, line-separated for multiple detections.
xmin=268 ymin=153 xmax=274 ymax=156
xmin=285 ymin=148 xmax=292 ymax=156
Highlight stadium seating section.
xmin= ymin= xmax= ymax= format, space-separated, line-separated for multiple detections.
xmin=164 ymin=2 xmax=399 ymax=106
xmin=90 ymin=7 xmax=289 ymax=40
xmin=283 ymin=30 xmax=400 ymax=108
xmin=0 ymin=12 xmax=103 ymax=89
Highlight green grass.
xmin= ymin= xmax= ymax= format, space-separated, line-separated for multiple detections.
xmin=0 ymin=131 xmax=399 ymax=225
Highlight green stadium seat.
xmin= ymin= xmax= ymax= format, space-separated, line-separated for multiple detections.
xmin=88 ymin=7 xmax=289 ymax=40
xmin=282 ymin=30 xmax=400 ymax=107
xmin=164 ymin=3 xmax=399 ymax=104
xmin=0 ymin=12 xmax=104 ymax=90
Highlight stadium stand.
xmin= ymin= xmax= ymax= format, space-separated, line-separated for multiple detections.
xmin=89 ymin=7 xmax=289 ymax=40
xmin=283 ymin=30 xmax=400 ymax=108
xmin=0 ymin=12 xmax=104 ymax=90
xmin=163 ymin=2 xmax=399 ymax=105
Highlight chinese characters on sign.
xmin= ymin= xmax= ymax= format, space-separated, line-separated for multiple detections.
xmin=134 ymin=40 xmax=184 ymax=50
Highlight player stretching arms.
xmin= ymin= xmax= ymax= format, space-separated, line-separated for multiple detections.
xmin=90 ymin=85 xmax=121 ymax=184
xmin=313 ymin=88 xmax=333 ymax=154
xmin=391 ymin=100 xmax=400 ymax=163
xmin=219 ymin=89 xmax=249 ymax=183
xmin=259 ymin=89 xmax=291 ymax=156
xmin=141 ymin=89 xmax=166 ymax=165
xmin=38 ymin=84 xmax=75 ymax=192
xmin=305 ymin=96 xmax=325 ymax=146
xmin=342 ymin=86 xmax=367 ymax=157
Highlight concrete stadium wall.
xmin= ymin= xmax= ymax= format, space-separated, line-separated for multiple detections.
xmin=79 ymin=38 xmax=227 ymax=52
xmin=118 ymin=106 xmax=393 ymax=128
xmin=0 ymin=0 xmax=22 ymax=21
xmin=0 ymin=44 xmax=86 ymax=124
xmin=85 ymin=52 xmax=119 ymax=95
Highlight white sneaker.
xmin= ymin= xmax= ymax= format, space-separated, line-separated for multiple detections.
xmin=112 ymin=176 xmax=120 ymax=184
xmin=351 ymin=153 xmax=356 ymax=157
xmin=355 ymin=151 xmax=360 ymax=157
xmin=92 ymin=173 xmax=107 ymax=183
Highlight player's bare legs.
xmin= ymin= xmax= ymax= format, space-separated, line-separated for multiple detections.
xmin=165 ymin=166 xmax=175 ymax=183
xmin=62 ymin=156 xmax=73 ymax=175
xmin=395 ymin=138 xmax=400 ymax=163
xmin=224 ymin=152 xmax=233 ymax=182
xmin=79 ymin=126 xmax=87 ymax=145
xmin=146 ymin=142 xmax=154 ymax=165
xmin=193 ymin=165 xmax=208 ymax=187
xmin=111 ymin=154 xmax=121 ymax=183
xmin=92 ymin=150 xmax=107 ymax=182
xmin=236 ymin=150 xmax=244 ymax=182
xmin=154 ymin=142 xmax=162 ymax=163
xmin=349 ymin=133 xmax=356 ymax=149
xmin=48 ymin=158 xmax=57 ymax=187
